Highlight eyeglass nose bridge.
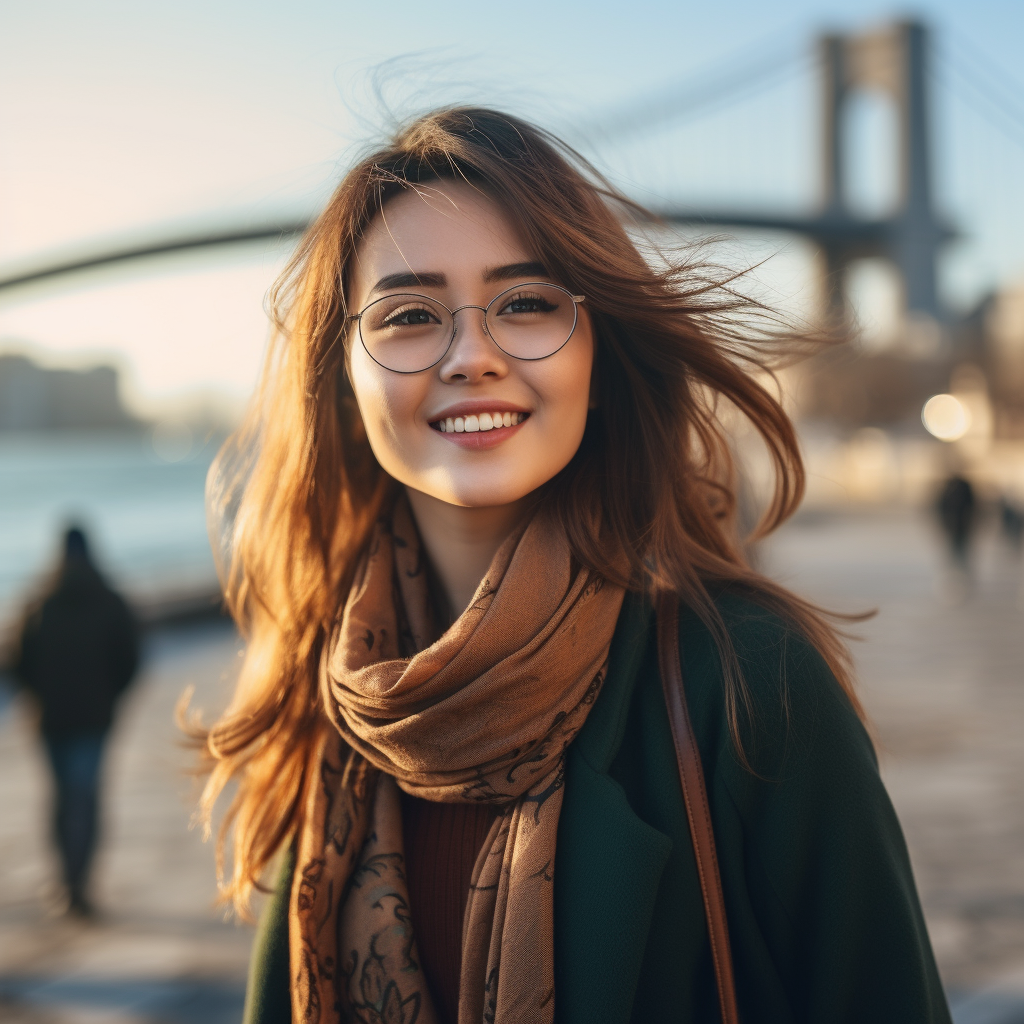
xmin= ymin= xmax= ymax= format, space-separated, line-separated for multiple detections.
xmin=447 ymin=303 xmax=495 ymax=346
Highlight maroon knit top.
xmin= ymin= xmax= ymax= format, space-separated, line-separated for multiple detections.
xmin=400 ymin=791 xmax=498 ymax=1024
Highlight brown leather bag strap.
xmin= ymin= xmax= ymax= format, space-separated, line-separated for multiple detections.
xmin=656 ymin=592 xmax=741 ymax=1024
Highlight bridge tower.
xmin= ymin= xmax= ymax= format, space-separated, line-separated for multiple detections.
xmin=0 ymin=19 xmax=956 ymax=333
xmin=820 ymin=21 xmax=948 ymax=322
xmin=663 ymin=20 xmax=954 ymax=330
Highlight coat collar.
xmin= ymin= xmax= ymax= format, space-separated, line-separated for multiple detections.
xmin=573 ymin=590 xmax=654 ymax=771
xmin=554 ymin=592 xmax=674 ymax=1024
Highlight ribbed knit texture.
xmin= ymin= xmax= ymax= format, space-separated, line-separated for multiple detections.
xmin=400 ymin=791 xmax=498 ymax=1024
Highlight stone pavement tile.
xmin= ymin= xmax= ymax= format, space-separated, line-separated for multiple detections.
xmin=0 ymin=620 xmax=255 ymax=1024
xmin=1 ymin=974 xmax=245 ymax=1024
xmin=0 ymin=1004 xmax=146 ymax=1024
xmin=950 ymin=993 xmax=1024 ymax=1024
xmin=950 ymin=966 xmax=1024 ymax=1023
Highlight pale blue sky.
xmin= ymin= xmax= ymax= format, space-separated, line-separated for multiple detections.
xmin=1 ymin=0 xmax=1022 ymax=412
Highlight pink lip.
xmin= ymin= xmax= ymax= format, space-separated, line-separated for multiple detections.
xmin=428 ymin=399 xmax=531 ymax=422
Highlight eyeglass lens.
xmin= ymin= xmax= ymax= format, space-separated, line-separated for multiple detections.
xmin=358 ymin=283 xmax=578 ymax=373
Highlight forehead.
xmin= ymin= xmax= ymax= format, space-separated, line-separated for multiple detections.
xmin=350 ymin=181 xmax=530 ymax=293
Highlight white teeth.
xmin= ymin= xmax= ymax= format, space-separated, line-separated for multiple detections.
xmin=438 ymin=411 xmax=525 ymax=433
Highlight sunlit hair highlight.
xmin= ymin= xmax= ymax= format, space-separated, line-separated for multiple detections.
xmin=190 ymin=106 xmax=862 ymax=915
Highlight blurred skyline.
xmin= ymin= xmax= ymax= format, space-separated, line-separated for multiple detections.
xmin=1 ymin=0 xmax=1023 ymax=415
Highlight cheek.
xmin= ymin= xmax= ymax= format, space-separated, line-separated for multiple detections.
xmin=533 ymin=335 xmax=594 ymax=430
xmin=511 ymin=334 xmax=594 ymax=489
xmin=348 ymin=347 xmax=422 ymax=460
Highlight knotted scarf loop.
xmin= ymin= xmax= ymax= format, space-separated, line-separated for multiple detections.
xmin=289 ymin=496 xmax=625 ymax=1024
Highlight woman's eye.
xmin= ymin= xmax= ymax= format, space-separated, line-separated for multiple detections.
xmin=498 ymin=295 xmax=558 ymax=316
xmin=383 ymin=307 xmax=442 ymax=328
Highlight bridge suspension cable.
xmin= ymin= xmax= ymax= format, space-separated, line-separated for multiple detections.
xmin=574 ymin=37 xmax=810 ymax=143
xmin=935 ymin=38 xmax=1024 ymax=151
xmin=5 ymin=23 xmax=1019 ymax=306
xmin=0 ymin=34 xmax=811 ymax=299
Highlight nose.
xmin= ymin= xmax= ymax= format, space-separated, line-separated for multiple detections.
xmin=437 ymin=306 xmax=509 ymax=383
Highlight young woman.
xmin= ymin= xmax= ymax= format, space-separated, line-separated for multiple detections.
xmin=198 ymin=107 xmax=951 ymax=1024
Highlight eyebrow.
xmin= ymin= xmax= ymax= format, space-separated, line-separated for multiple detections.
xmin=483 ymin=261 xmax=548 ymax=283
xmin=371 ymin=271 xmax=446 ymax=293
xmin=370 ymin=261 xmax=550 ymax=295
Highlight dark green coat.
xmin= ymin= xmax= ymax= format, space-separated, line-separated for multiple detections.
xmin=244 ymin=594 xmax=952 ymax=1023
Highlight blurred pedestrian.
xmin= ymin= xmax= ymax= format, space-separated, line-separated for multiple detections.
xmin=11 ymin=526 xmax=140 ymax=917
xmin=1000 ymin=495 xmax=1024 ymax=553
xmin=935 ymin=474 xmax=976 ymax=598
xmin=997 ymin=495 xmax=1024 ymax=609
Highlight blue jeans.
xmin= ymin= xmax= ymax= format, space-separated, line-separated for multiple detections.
xmin=42 ymin=733 xmax=106 ymax=900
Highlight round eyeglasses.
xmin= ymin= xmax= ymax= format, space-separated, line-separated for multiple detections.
xmin=348 ymin=282 xmax=586 ymax=374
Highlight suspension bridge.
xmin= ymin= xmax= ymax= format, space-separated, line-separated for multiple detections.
xmin=1 ymin=18 xmax=1023 ymax=338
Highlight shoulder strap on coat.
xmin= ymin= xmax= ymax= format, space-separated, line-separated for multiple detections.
xmin=656 ymin=592 xmax=741 ymax=1024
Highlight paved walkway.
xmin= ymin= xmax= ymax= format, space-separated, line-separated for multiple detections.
xmin=762 ymin=508 xmax=1024 ymax=1024
xmin=1 ymin=506 xmax=1022 ymax=1022
xmin=0 ymin=622 xmax=251 ymax=1023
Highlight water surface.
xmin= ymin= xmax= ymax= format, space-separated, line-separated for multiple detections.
xmin=0 ymin=430 xmax=221 ymax=625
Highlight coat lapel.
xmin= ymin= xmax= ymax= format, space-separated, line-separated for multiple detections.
xmin=554 ymin=594 xmax=674 ymax=1024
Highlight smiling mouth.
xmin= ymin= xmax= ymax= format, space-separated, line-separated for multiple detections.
xmin=431 ymin=411 xmax=529 ymax=434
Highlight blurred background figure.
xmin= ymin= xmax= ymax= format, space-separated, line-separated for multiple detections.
xmin=10 ymin=526 xmax=139 ymax=918
xmin=999 ymin=494 xmax=1024 ymax=554
xmin=998 ymin=493 xmax=1024 ymax=609
xmin=935 ymin=474 xmax=976 ymax=599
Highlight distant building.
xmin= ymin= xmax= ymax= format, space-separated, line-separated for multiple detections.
xmin=0 ymin=354 xmax=138 ymax=430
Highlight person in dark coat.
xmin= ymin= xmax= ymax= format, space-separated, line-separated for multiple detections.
xmin=13 ymin=526 xmax=140 ymax=916
xmin=1000 ymin=495 xmax=1024 ymax=553
xmin=936 ymin=474 xmax=976 ymax=568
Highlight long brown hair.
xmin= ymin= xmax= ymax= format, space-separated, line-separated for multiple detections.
xmin=193 ymin=106 xmax=861 ymax=914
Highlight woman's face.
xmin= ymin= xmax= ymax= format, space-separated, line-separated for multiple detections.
xmin=347 ymin=181 xmax=594 ymax=509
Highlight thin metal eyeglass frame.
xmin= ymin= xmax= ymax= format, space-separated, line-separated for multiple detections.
xmin=346 ymin=282 xmax=586 ymax=374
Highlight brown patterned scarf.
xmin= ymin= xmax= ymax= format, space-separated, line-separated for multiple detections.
xmin=289 ymin=495 xmax=625 ymax=1024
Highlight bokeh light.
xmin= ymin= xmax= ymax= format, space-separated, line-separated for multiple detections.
xmin=921 ymin=393 xmax=971 ymax=441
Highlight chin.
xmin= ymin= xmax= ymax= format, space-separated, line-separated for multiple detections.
xmin=416 ymin=466 xmax=547 ymax=509
xmin=436 ymin=481 xmax=538 ymax=509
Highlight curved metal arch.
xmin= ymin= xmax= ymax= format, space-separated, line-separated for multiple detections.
xmin=0 ymin=217 xmax=313 ymax=295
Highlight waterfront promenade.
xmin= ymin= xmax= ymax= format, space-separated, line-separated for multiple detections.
xmin=762 ymin=508 xmax=1024 ymax=1023
xmin=0 ymin=621 xmax=249 ymax=1023
xmin=1 ymin=505 xmax=1023 ymax=1022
